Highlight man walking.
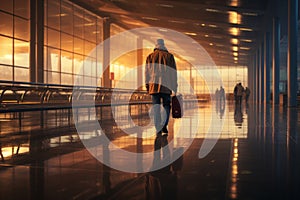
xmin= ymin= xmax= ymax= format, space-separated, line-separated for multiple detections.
xmin=145 ymin=39 xmax=178 ymax=136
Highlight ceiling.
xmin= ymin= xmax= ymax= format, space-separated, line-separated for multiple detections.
xmin=71 ymin=0 xmax=271 ymax=67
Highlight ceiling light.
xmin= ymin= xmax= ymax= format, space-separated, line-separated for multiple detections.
xmin=234 ymin=57 xmax=238 ymax=61
xmin=233 ymin=52 xmax=239 ymax=57
xmin=142 ymin=17 xmax=159 ymax=21
xmin=241 ymin=39 xmax=252 ymax=43
xmin=242 ymin=12 xmax=258 ymax=16
xmin=185 ymin=32 xmax=197 ymax=36
xmin=208 ymin=24 xmax=218 ymax=28
xmin=156 ymin=4 xmax=174 ymax=8
xmin=204 ymin=35 xmax=209 ymax=37
xmin=232 ymin=46 xmax=239 ymax=51
xmin=229 ymin=27 xmax=240 ymax=36
xmin=228 ymin=11 xmax=241 ymax=24
xmin=158 ymin=28 xmax=168 ymax=32
xmin=231 ymin=38 xmax=239 ymax=45
xmin=209 ymin=43 xmax=214 ymax=46
xmin=201 ymin=23 xmax=206 ymax=27
xmin=240 ymin=28 xmax=253 ymax=32
xmin=240 ymin=47 xmax=250 ymax=50
xmin=169 ymin=20 xmax=185 ymax=24
xmin=206 ymin=8 xmax=221 ymax=13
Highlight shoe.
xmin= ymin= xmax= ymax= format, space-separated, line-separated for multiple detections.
xmin=162 ymin=126 xmax=168 ymax=134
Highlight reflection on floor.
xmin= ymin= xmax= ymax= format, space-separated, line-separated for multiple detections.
xmin=0 ymin=101 xmax=299 ymax=200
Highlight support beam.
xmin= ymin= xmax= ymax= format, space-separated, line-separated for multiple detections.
xmin=36 ymin=0 xmax=44 ymax=83
xmin=264 ymin=32 xmax=271 ymax=104
xmin=137 ymin=37 xmax=143 ymax=90
xmin=272 ymin=17 xmax=280 ymax=105
xmin=260 ymin=43 xmax=265 ymax=103
xmin=287 ymin=0 xmax=298 ymax=107
xmin=102 ymin=18 xmax=111 ymax=88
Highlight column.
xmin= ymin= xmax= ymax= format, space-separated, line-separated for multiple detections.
xmin=102 ymin=18 xmax=111 ymax=88
xmin=260 ymin=42 xmax=265 ymax=103
xmin=272 ymin=17 xmax=280 ymax=105
xmin=252 ymin=54 xmax=257 ymax=103
xmin=264 ymin=32 xmax=271 ymax=104
xmin=287 ymin=0 xmax=298 ymax=107
xmin=30 ymin=0 xmax=36 ymax=82
xmin=36 ymin=0 xmax=44 ymax=83
xmin=137 ymin=37 xmax=143 ymax=90
xmin=256 ymin=50 xmax=260 ymax=103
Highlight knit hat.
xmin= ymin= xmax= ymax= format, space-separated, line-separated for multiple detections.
xmin=155 ymin=39 xmax=167 ymax=51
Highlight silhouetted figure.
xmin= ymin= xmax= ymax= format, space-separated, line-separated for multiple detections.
xmin=234 ymin=82 xmax=244 ymax=105
xmin=219 ymin=86 xmax=225 ymax=104
xmin=0 ymin=142 xmax=4 ymax=162
xmin=234 ymin=104 xmax=243 ymax=128
xmin=245 ymin=87 xmax=250 ymax=104
xmin=145 ymin=39 xmax=178 ymax=136
xmin=146 ymin=135 xmax=178 ymax=200
xmin=215 ymin=88 xmax=219 ymax=101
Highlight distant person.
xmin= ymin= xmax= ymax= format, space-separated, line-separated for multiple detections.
xmin=244 ymin=87 xmax=250 ymax=103
xmin=145 ymin=39 xmax=178 ymax=136
xmin=219 ymin=86 xmax=225 ymax=103
xmin=215 ymin=88 xmax=220 ymax=101
xmin=234 ymin=82 xmax=244 ymax=105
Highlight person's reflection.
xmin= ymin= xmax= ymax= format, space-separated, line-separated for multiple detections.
xmin=234 ymin=104 xmax=243 ymax=128
xmin=215 ymin=99 xmax=225 ymax=119
xmin=145 ymin=135 xmax=178 ymax=200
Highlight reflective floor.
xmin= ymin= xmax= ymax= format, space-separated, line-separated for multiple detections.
xmin=0 ymin=101 xmax=299 ymax=200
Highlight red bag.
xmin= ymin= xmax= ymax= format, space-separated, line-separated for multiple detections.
xmin=172 ymin=94 xmax=183 ymax=118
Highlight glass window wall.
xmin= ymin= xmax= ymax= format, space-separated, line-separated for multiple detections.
xmin=44 ymin=0 xmax=103 ymax=86
xmin=0 ymin=0 xmax=30 ymax=82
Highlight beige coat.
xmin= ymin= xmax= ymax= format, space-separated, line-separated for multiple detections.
xmin=145 ymin=49 xmax=178 ymax=94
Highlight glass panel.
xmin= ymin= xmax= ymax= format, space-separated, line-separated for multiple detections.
xmin=83 ymin=57 xmax=92 ymax=76
xmin=84 ymin=14 xmax=96 ymax=43
xmin=61 ymin=1 xmax=73 ymax=34
xmin=61 ymin=73 xmax=73 ymax=85
xmin=14 ymin=40 xmax=29 ymax=67
xmin=61 ymin=33 xmax=73 ymax=52
xmin=0 ymin=12 xmax=13 ymax=37
xmin=47 ymin=28 xmax=60 ymax=48
xmin=84 ymin=41 xmax=95 ymax=56
xmin=74 ymin=37 xmax=83 ymax=54
xmin=14 ymin=0 xmax=30 ymax=19
xmin=0 ymin=1 xmax=13 ymax=13
xmin=0 ymin=36 xmax=13 ymax=65
xmin=14 ymin=67 xmax=29 ymax=82
xmin=61 ymin=51 xmax=73 ymax=73
xmin=47 ymin=0 xmax=60 ymax=30
xmin=44 ymin=47 xmax=47 ymax=70
xmin=44 ymin=27 xmax=48 ymax=45
xmin=74 ymin=54 xmax=83 ymax=75
xmin=0 ymin=65 xmax=13 ymax=81
xmin=47 ymin=48 xmax=60 ymax=72
xmin=91 ymin=58 xmax=97 ymax=77
xmin=14 ymin=17 xmax=30 ymax=41
xmin=74 ymin=7 xmax=83 ymax=38
xmin=47 ymin=71 xmax=60 ymax=84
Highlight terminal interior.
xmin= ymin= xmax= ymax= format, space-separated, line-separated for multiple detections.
xmin=0 ymin=0 xmax=300 ymax=199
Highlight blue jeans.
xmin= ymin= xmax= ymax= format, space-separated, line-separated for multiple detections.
xmin=151 ymin=93 xmax=171 ymax=133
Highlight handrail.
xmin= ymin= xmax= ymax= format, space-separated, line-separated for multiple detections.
xmin=0 ymin=80 xmax=150 ymax=105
